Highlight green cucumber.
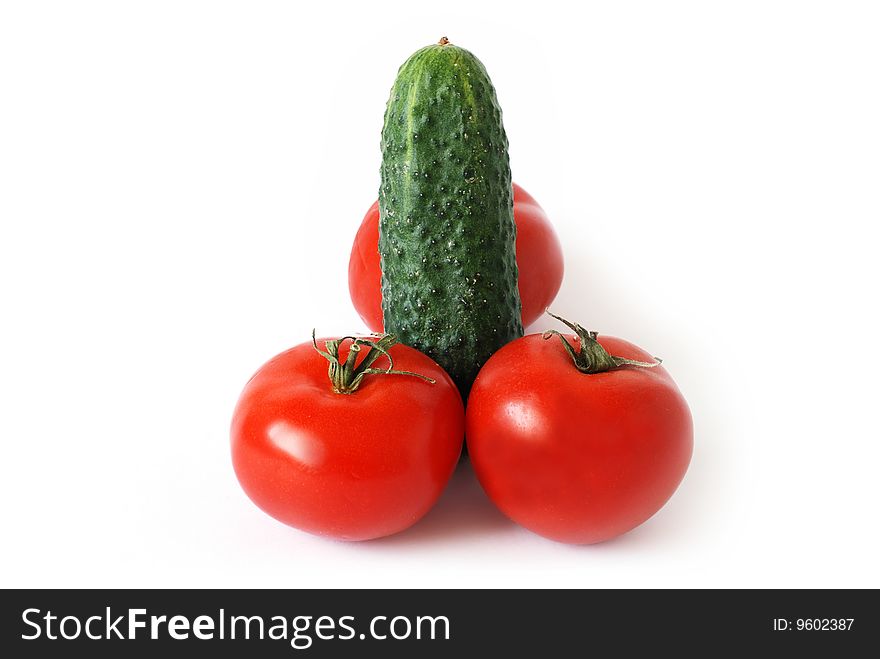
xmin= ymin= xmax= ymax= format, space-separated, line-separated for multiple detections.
xmin=379 ymin=38 xmax=523 ymax=396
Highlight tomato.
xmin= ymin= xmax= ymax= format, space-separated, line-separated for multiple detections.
xmin=465 ymin=316 xmax=692 ymax=544
xmin=348 ymin=183 xmax=564 ymax=332
xmin=231 ymin=334 xmax=464 ymax=541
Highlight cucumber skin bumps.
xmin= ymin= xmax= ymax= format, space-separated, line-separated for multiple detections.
xmin=379 ymin=39 xmax=523 ymax=397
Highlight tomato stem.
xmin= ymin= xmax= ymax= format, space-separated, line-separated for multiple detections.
xmin=542 ymin=312 xmax=662 ymax=374
xmin=312 ymin=330 xmax=436 ymax=394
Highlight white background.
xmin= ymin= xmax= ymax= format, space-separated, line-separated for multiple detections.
xmin=2 ymin=1 xmax=878 ymax=588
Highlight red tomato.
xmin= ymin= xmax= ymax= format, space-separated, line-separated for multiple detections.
xmin=348 ymin=183 xmax=564 ymax=332
xmin=231 ymin=335 xmax=464 ymax=541
xmin=465 ymin=320 xmax=692 ymax=544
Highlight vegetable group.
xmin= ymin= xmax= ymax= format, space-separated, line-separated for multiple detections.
xmin=379 ymin=38 xmax=522 ymax=396
xmin=349 ymin=183 xmax=564 ymax=333
xmin=231 ymin=38 xmax=692 ymax=545
xmin=466 ymin=315 xmax=693 ymax=544
xmin=231 ymin=335 xmax=463 ymax=541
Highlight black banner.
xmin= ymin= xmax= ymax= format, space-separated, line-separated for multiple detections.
xmin=1 ymin=589 xmax=875 ymax=656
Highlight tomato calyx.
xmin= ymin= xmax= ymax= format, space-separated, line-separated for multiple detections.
xmin=311 ymin=331 xmax=436 ymax=394
xmin=542 ymin=312 xmax=662 ymax=374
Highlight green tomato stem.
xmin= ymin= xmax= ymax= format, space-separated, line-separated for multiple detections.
xmin=311 ymin=330 xmax=435 ymax=394
xmin=542 ymin=311 xmax=662 ymax=374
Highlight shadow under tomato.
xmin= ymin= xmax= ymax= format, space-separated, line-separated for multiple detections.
xmin=372 ymin=459 xmax=516 ymax=546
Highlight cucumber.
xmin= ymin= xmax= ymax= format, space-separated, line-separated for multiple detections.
xmin=379 ymin=38 xmax=523 ymax=396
